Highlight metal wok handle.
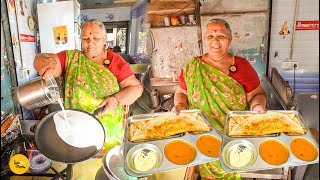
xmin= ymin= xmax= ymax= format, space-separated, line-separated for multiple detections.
xmin=93 ymin=106 xmax=105 ymax=116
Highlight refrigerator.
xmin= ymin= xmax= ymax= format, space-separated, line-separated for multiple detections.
xmin=37 ymin=0 xmax=81 ymax=53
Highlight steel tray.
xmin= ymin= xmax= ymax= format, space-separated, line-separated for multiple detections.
xmin=219 ymin=110 xmax=319 ymax=173
xmin=123 ymin=109 xmax=222 ymax=177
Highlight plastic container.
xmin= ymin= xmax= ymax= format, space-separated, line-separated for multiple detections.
xmin=179 ymin=15 xmax=188 ymax=25
xmin=170 ymin=16 xmax=179 ymax=26
xmin=188 ymin=14 xmax=195 ymax=25
xmin=164 ymin=17 xmax=171 ymax=26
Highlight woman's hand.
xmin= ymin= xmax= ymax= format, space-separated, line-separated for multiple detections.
xmin=251 ymin=104 xmax=267 ymax=113
xmin=98 ymin=96 xmax=119 ymax=114
xmin=247 ymin=86 xmax=267 ymax=113
xmin=171 ymin=103 xmax=188 ymax=114
xmin=34 ymin=53 xmax=62 ymax=79
xmin=172 ymin=87 xmax=189 ymax=114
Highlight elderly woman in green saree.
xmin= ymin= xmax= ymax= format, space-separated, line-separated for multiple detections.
xmin=34 ymin=19 xmax=143 ymax=151
xmin=172 ymin=19 xmax=267 ymax=180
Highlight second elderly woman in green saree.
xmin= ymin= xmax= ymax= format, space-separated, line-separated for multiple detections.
xmin=172 ymin=19 xmax=267 ymax=180
xmin=34 ymin=19 xmax=143 ymax=151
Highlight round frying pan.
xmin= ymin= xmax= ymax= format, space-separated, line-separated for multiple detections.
xmin=35 ymin=108 xmax=105 ymax=163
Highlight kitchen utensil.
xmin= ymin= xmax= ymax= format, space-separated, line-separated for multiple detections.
xmin=123 ymin=110 xmax=222 ymax=177
xmin=35 ymin=109 xmax=105 ymax=163
xmin=160 ymin=95 xmax=174 ymax=111
xmin=220 ymin=110 xmax=319 ymax=173
xmin=101 ymin=145 xmax=137 ymax=179
xmin=16 ymin=76 xmax=60 ymax=110
xmin=151 ymin=89 xmax=160 ymax=108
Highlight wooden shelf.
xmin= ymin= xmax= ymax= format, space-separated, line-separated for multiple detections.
xmin=150 ymin=24 xmax=197 ymax=29
xmin=147 ymin=7 xmax=195 ymax=16
xmin=147 ymin=1 xmax=195 ymax=15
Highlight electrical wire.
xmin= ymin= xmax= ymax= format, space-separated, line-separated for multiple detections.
xmin=149 ymin=29 xmax=157 ymax=56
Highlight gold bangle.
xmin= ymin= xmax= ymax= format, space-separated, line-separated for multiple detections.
xmin=112 ymin=95 xmax=120 ymax=106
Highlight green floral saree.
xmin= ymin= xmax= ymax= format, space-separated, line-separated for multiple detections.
xmin=64 ymin=50 xmax=124 ymax=151
xmin=184 ymin=57 xmax=248 ymax=180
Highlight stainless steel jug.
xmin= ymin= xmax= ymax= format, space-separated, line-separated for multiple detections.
xmin=16 ymin=77 xmax=60 ymax=110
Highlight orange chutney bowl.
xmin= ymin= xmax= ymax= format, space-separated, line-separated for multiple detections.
xmin=196 ymin=135 xmax=221 ymax=157
xmin=259 ymin=139 xmax=289 ymax=165
xmin=290 ymin=137 xmax=318 ymax=162
xmin=164 ymin=139 xmax=196 ymax=165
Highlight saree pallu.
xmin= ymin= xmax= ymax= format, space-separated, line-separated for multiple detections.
xmin=64 ymin=50 xmax=124 ymax=151
xmin=184 ymin=57 xmax=247 ymax=179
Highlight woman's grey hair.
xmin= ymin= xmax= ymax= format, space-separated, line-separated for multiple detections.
xmin=81 ymin=19 xmax=106 ymax=36
xmin=207 ymin=19 xmax=232 ymax=39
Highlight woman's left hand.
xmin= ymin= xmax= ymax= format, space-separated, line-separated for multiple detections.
xmin=98 ymin=96 xmax=119 ymax=114
xmin=251 ymin=104 xmax=267 ymax=113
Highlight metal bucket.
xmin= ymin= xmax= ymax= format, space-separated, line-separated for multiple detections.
xmin=16 ymin=77 xmax=60 ymax=110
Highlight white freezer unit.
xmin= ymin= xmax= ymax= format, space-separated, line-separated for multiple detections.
xmin=37 ymin=1 xmax=81 ymax=53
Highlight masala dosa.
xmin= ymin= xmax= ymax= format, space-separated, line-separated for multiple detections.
xmin=228 ymin=112 xmax=306 ymax=136
xmin=130 ymin=113 xmax=211 ymax=142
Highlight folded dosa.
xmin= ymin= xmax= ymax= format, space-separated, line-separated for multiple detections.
xmin=130 ymin=113 xmax=211 ymax=142
xmin=228 ymin=112 xmax=306 ymax=136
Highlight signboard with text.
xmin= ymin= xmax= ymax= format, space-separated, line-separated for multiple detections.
xmin=296 ymin=21 xmax=319 ymax=30
xmin=20 ymin=34 xmax=35 ymax=42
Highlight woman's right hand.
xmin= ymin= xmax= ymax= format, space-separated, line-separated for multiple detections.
xmin=171 ymin=103 xmax=188 ymax=114
xmin=34 ymin=53 xmax=61 ymax=79
xmin=172 ymin=87 xmax=189 ymax=114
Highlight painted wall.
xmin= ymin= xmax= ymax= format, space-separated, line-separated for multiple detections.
xmin=149 ymin=26 xmax=199 ymax=78
xmin=200 ymin=0 xmax=269 ymax=14
xmin=5 ymin=0 xmax=39 ymax=119
xmin=268 ymin=0 xmax=319 ymax=94
xmin=7 ymin=0 xmax=38 ymax=86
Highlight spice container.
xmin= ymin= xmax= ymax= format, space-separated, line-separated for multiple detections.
xmin=188 ymin=15 xmax=195 ymax=25
xmin=179 ymin=15 xmax=188 ymax=25
xmin=170 ymin=16 xmax=179 ymax=26
xmin=164 ymin=17 xmax=171 ymax=27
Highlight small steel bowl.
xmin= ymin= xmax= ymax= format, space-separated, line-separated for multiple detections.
xmin=126 ymin=143 xmax=163 ymax=173
xmin=222 ymin=139 xmax=257 ymax=169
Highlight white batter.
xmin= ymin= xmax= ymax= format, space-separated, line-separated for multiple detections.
xmin=133 ymin=149 xmax=158 ymax=172
xmin=229 ymin=145 xmax=253 ymax=168
xmin=53 ymin=110 xmax=105 ymax=149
